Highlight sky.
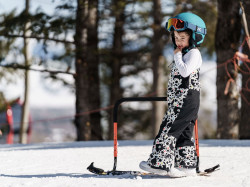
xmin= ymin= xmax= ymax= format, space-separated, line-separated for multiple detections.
xmin=0 ymin=0 xmax=58 ymax=15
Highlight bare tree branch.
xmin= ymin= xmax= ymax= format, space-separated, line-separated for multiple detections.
xmin=0 ymin=63 xmax=75 ymax=75
xmin=2 ymin=33 xmax=74 ymax=44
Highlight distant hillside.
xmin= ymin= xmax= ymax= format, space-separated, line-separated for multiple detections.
xmin=29 ymin=107 xmax=76 ymax=143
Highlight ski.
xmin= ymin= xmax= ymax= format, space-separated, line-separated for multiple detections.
xmin=87 ymin=162 xmax=220 ymax=177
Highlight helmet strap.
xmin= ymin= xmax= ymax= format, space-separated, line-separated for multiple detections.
xmin=171 ymin=32 xmax=177 ymax=49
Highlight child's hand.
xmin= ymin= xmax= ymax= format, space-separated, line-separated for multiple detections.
xmin=0 ymin=130 xmax=2 ymax=136
xmin=174 ymin=48 xmax=181 ymax=54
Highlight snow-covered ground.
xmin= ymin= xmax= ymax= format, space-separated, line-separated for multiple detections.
xmin=0 ymin=139 xmax=250 ymax=187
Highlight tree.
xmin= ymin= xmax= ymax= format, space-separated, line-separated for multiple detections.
xmin=106 ymin=0 xmax=164 ymax=139
xmin=86 ymin=0 xmax=102 ymax=140
xmin=107 ymin=0 xmax=126 ymax=139
xmin=239 ymin=0 xmax=250 ymax=139
xmin=0 ymin=1 xmax=103 ymax=141
xmin=151 ymin=0 xmax=167 ymax=137
xmin=215 ymin=0 xmax=241 ymax=139
xmin=75 ymin=0 xmax=92 ymax=140
xmin=74 ymin=0 xmax=102 ymax=140
xmin=20 ymin=0 xmax=31 ymax=144
xmin=101 ymin=0 xmax=153 ymax=139
xmin=103 ymin=0 xmax=217 ymax=140
xmin=0 ymin=2 xmax=78 ymax=141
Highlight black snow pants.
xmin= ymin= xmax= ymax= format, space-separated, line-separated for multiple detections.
xmin=147 ymin=64 xmax=200 ymax=172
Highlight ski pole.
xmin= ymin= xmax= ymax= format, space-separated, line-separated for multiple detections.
xmin=194 ymin=119 xmax=200 ymax=173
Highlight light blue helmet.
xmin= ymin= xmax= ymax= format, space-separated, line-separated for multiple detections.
xmin=166 ymin=12 xmax=207 ymax=47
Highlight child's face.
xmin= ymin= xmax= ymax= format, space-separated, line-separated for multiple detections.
xmin=174 ymin=31 xmax=190 ymax=50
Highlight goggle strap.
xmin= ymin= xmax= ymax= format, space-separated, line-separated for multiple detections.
xmin=187 ymin=22 xmax=206 ymax=35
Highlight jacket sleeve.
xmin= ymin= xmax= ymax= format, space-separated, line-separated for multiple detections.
xmin=173 ymin=49 xmax=202 ymax=78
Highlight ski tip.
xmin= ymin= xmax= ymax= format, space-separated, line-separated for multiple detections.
xmin=87 ymin=162 xmax=94 ymax=170
xmin=87 ymin=162 xmax=106 ymax=175
xmin=196 ymin=164 xmax=220 ymax=176
xmin=204 ymin=164 xmax=220 ymax=173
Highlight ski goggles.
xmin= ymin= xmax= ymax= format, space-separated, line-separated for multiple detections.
xmin=166 ymin=18 xmax=207 ymax=35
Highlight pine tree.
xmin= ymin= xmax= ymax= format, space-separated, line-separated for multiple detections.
xmin=0 ymin=0 xmax=102 ymax=141
xmin=215 ymin=0 xmax=241 ymax=139
xmin=239 ymin=0 xmax=250 ymax=139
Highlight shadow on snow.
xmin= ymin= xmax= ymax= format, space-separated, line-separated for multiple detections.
xmin=0 ymin=173 xmax=173 ymax=179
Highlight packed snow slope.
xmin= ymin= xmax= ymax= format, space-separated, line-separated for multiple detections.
xmin=0 ymin=139 xmax=250 ymax=187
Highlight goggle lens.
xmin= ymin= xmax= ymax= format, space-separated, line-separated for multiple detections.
xmin=167 ymin=18 xmax=185 ymax=30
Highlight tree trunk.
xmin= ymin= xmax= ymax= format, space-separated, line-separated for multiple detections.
xmin=151 ymin=0 xmax=165 ymax=137
xmin=215 ymin=0 xmax=241 ymax=139
xmin=20 ymin=0 xmax=30 ymax=144
xmin=108 ymin=0 xmax=125 ymax=139
xmin=86 ymin=0 xmax=102 ymax=140
xmin=75 ymin=0 xmax=91 ymax=140
xmin=239 ymin=0 xmax=250 ymax=139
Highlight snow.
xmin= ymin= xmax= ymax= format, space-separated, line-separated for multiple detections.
xmin=1 ymin=139 xmax=250 ymax=187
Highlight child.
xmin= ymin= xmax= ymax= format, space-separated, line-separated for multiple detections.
xmin=139 ymin=12 xmax=207 ymax=177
